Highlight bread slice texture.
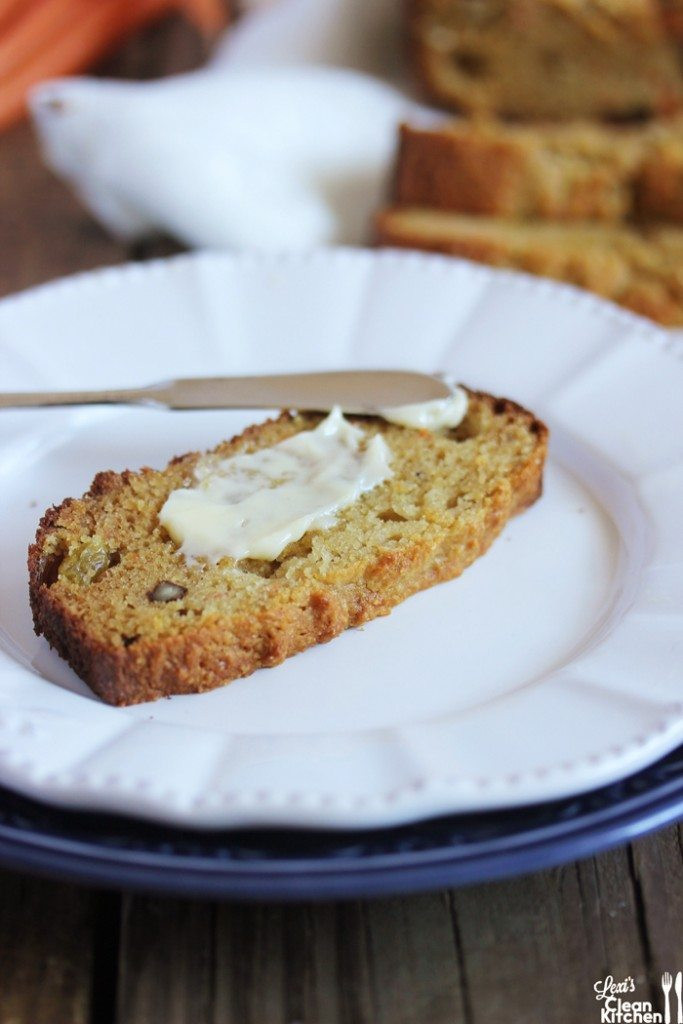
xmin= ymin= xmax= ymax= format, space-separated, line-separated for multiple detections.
xmin=28 ymin=393 xmax=547 ymax=706
xmin=409 ymin=0 xmax=683 ymax=120
xmin=376 ymin=207 xmax=683 ymax=325
xmin=395 ymin=118 xmax=683 ymax=222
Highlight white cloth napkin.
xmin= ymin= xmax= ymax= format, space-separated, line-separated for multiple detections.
xmin=30 ymin=0 xmax=435 ymax=250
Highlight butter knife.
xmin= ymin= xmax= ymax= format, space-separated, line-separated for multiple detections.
xmin=0 ymin=370 xmax=452 ymax=414
xmin=675 ymin=971 xmax=682 ymax=1024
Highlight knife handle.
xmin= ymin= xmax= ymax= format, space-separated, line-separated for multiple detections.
xmin=0 ymin=388 xmax=147 ymax=409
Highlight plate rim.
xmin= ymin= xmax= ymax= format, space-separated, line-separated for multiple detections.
xmin=0 ymin=245 xmax=677 ymax=347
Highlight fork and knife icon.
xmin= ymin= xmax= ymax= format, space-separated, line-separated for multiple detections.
xmin=662 ymin=972 xmax=683 ymax=1024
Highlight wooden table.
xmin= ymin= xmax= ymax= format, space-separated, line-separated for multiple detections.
xmin=1 ymin=17 xmax=682 ymax=1024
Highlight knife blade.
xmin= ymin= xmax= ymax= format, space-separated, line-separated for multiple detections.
xmin=0 ymin=370 xmax=452 ymax=413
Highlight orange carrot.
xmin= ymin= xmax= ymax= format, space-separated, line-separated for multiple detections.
xmin=0 ymin=0 xmax=228 ymax=133
xmin=0 ymin=0 xmax=166 ymax=131
xmin=0 ymin=0 xmax=121 ymax=78
xmin=0 ymin=0 xmax=28 ymax=32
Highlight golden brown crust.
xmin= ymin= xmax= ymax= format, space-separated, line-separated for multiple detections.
xmin=396 ymin=122 xmax=536 ymax=216
xmin=28 ymin=577 xmax=368 ymax=706
xmin=375 ymin=206 xmax=683 ymax=324
xmin=28 ymin=395 xmax=547 ymax=706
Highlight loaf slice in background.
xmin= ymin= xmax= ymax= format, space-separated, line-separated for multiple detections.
xmin=29 ymin=394 xmax=547 ymax=706
xmin=376 ymin=207 xmax=683 ymax=325
xmin=395 ymin=118 xmax=683 ymax=221
xmin=409 ymin=0 xmax=683 ymax=120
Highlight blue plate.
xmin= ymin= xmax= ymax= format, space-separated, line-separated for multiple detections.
xmin=0 ymin=745 xmax=682 ymax=900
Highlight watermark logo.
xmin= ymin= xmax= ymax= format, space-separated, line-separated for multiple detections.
xmin=593 ymin=972 xmax=683 ymax=1024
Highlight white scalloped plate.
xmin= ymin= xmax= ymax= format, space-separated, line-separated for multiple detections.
xmin=1 ymin=249 xmax=682 ymax=829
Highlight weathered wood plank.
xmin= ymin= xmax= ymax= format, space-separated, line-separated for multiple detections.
xmin=441 ymin=830 xmax=683 ymax=1024
xmin=574 ymin=846 xmax=649 ymax=982
xmin=116 ymin=894 xmax=466 ymax=1024
xmin=448 ymin=866 xmax=592 ymax=1023
xmin=445 ymin=841 xmax=669 ymax=1024
xmin=0 ymin=871 xmax=109 ymax=1024
xmin=0 ymin=121 xmax=125 ymax=299
xmin=116 ymin=895 xmax=215 ymax=1024
xmin=629 ymin=827 xmax=683 ymax=994
xmin=3 ymin=829 xmax=681 ymax=1024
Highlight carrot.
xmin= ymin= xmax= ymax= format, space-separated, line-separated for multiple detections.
xmin=0 ymin=0 xmax=118 ymax=78
xmin=0 ymin=0 xmax=167 ymax=131
xmin=0 ymin=0 xmax=27 ymax=32
xmin=0 ymin=0 xmax=27 ymax=21
xmin=0 ymin=0 xmax=228 ymax=133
